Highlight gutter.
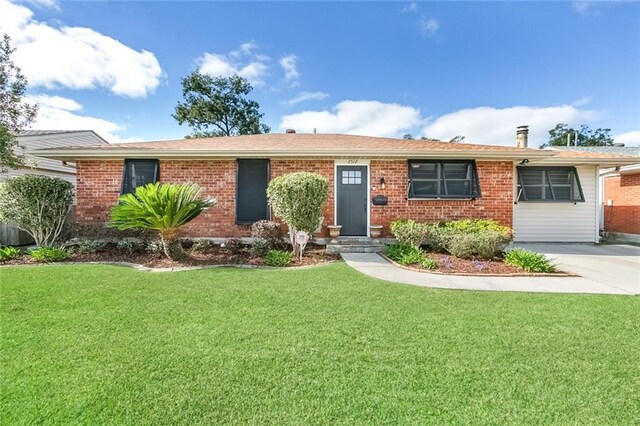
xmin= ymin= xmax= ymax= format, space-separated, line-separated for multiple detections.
xmin=29 ymin=148 xmax=556 ymax=162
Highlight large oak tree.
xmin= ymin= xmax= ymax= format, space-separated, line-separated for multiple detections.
xmin=173 ymin=72 xmax=270 ymax=138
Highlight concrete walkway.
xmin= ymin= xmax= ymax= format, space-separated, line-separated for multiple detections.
xmin=342 ymin=244 xmax=640 ymax=295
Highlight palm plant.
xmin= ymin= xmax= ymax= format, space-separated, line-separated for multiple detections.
xmin=108 ymin=182 xmax=216 ymax=260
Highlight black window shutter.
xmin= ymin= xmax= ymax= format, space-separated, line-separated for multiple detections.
xmin=236 ymin=159 xmax=269 ymax=224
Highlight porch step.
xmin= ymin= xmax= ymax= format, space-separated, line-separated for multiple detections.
xmin=326 ymin=241 xmax=386 ymax=254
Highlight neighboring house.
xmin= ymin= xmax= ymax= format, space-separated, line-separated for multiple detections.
xmin=0 ymin=130 xmax=108 ymax=245
xmin=553 ymin=146 xmax=640 ymax=243
xmin=1 ymin=130 xmax=108 ymax=186
xmin=32 ymin=128 xmax=637 ymax=243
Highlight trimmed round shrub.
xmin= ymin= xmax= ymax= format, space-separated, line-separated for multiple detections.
xmin=267 ymin=172 xmax=329 ymax=258
xmin=446 ymin=230 xmax=512 ymax=260
xmin=0 ymin=174 xmax=74 ymax=246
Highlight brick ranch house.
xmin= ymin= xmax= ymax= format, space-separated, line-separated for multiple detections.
xmin=33 ymin=128 xmax=638 ymax=243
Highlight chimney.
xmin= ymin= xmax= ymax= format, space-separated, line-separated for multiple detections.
xmin=516 ymin=125 xmax=529 ymax=148
xmin=285 ymin=129 xmax=296 ymax=134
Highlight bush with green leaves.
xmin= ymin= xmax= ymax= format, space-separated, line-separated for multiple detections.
xmin=108 ymin=182 xmax=216 ymax=260
xmin=0 ymin=175 xmax=73 ymax=246
xmin=250 ymin=220 xmax=282 ymax=256
xmin=145 ymin=240 xmax=164 ymax=254
xmin=0 ymin=246 xmax=21 ymax=261
xmin=384 ymin=243 xmax=435 ymax=269
xmin=446 ymin=230 xmax=512 ymax=260
xmin=426 ymin=219 xmax=513 ymax=259
xmin=390 ymin=220 xmax=430 ymax=247
xmin=267 ymin=172 xmax=329 ymax=258
xmin=29 ymin=246 xmax=71 ymax=262
xmin=504 ymin=248 xmax=557 ymax=273
xmin=77 ymin=239 xmax=107 ymax=254
xmin=263 ymin=249 xmax=293 ymax=267
xmin=191 ymin=240 xmax=215 ymax=252
xmin=116 ymin=239 xmax=145 ymax=254
xmin=222 ymin=238 xmax=243 ymax=255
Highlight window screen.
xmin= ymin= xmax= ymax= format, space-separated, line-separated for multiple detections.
xmin=121 ymin=159 xmax=159 ymax=194
xmin=517 ymin=167 xmax=584 ymax=202
xmin=236 ymin=159 xmax=270 ymax=224
xmin=408 ymin=160 xmax=480 ymax=198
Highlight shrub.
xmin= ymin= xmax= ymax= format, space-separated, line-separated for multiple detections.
xmin=29 ymin=246 xmax=71 ymax=262
xmin=267 ymin=172 xmax=329 ymax=258
xmin=222 ymin=238 xmax=243 ymax=255
xmin=446 ymin=230 xmax=511 ymax=260
xmin=419 ymin=257 xmax=437 ymax=270
xmin=191 ymin=240 xmax=215 ymax=252
xmin=0 ymin=175 xmax=74 ymax=246
xmin=264 ymin=250 xmax=292 ymax=267
xmin=116 ymin=239 xmax=145 ymax=254
xmin=77 ymin=239 xmax=107 ymax=253
xmin=251 ymin=220 xmax=282 ymax=256
xmin=426 ymin=219 xmax=513 ymax=258
xmin=146 ymin=240 xmax=164 ymax=254
xmin=0 ymin=246 xmax=21 ymax=261
xmin=108 ymin=182 xmax=216 ymax=260
xmin=399 ymin=250 xmax=425 ymax=266
xmin=251 ymin=220 xmax=281 ymax=243
xmin=390 ymin=220 xmax=429 ymax=247
xmin=384 ymin=243 xmax=419 ymax=262
xmin=504 ymin=248 xmax=557 ymax=273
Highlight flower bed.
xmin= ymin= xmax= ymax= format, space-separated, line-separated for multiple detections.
xmin=381 ymin=252 xmax=570 ymax=276
xmin=0 ymin=243 xmax=338 ymax=269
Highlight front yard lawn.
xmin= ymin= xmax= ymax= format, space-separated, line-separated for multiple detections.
xmin=1 ymin=263 xmax=638 ymax=424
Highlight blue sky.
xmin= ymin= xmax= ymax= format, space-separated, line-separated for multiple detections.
xmin=1 ymin=0 xmax=638 ymax=146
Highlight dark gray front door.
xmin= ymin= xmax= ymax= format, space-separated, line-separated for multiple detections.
xmin=337 ymin=166 xmax=368 ymax=236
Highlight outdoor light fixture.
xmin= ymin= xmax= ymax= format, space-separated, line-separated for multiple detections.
xmin=519 ymin=159 xmax=529 ymax=166
xmin=380 ymin=177 xmax=386 ymax=190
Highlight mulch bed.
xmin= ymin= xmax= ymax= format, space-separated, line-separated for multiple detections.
xmin=381 ymin=252 xmax=570 ymax=276
xmin=2 ymin=244 xmax=339 ymax=269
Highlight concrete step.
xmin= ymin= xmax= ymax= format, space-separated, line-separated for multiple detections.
xmin=326 ymin=243 xmax=386 ymax=254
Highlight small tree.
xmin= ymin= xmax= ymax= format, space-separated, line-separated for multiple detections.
xmin=1 ymin=34 xmax=38 ymax=171
xmin=267 ymin=172 xmax=329 ymax=258
xmin=108 ymin=182 xmax=216 ymax=260
xmin=0 ymin=175 xmax=73 ymax=246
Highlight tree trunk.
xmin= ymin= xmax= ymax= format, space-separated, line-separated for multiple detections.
xmin=160 ymin=230 xmax=186 ymax=261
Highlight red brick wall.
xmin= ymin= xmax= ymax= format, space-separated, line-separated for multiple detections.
xmin=370 ymin=160 xmax=513 ymax=236
xmin=75 ymin=159 xmax=513 ymax=238
xmin=603 ymin=173 xmax=640 ymax=235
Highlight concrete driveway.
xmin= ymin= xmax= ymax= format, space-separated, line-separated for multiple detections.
xmin=513 ymin=243 xmax=639 ymax=295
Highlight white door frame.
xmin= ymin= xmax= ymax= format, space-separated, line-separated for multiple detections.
xmin=334 ymin=160 xmax=370 ymax=237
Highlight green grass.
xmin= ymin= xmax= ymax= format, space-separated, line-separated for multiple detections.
xmin=1 ymin=263 xmax=638 ymax=424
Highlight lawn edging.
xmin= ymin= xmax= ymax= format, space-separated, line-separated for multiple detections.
xmin=379 ymin=253 xmax=576 ymax=277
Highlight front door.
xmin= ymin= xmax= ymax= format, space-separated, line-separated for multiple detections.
xmin=336 ymin=166 xmax=368 ymax=236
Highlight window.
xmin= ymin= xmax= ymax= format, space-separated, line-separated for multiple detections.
xmin=408 ymin=160 xmax=480 ymax=199
xmin=236 ymin=159 xmax=270 ymax=224
xmin=517 ymin=167 xmax=584 ymax=202
xmin=341 ymin=170 xmax=362 ymax=185
xmin=121 ymin=159 xmax=159 ymax=194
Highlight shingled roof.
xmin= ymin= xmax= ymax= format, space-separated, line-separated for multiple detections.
xmin=30 ymin=133 xmax=639 ymax=165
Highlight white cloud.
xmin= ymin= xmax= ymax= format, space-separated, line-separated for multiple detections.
xmin=613 ymin=130 xmax=640 ymax=146
xmin=0 ymin=0 xmax=163 ymax=98
xmin=419 ymin=17 xmax=439 ymax=36
xmin=280 ymin=100 xmax=422 ymax=137
xmin=197 ymin=42 xmax=270 ymax=87
xmin=421 ymin=105 xmax=600 ymax=147
xmin=403 ymin=1 xmax=418 ymax=13
xmin=20 ymin=0 xmax=59 ymax=9
xmin=284 ymin=91 xmax=329 ymax=105
xmin=25 ymin=94 xmax=139 ymax=143
xmin=279 ymin=54 xmax=300 ymax=83
xmin=573 ymin=95 xmax=592 ymax=106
